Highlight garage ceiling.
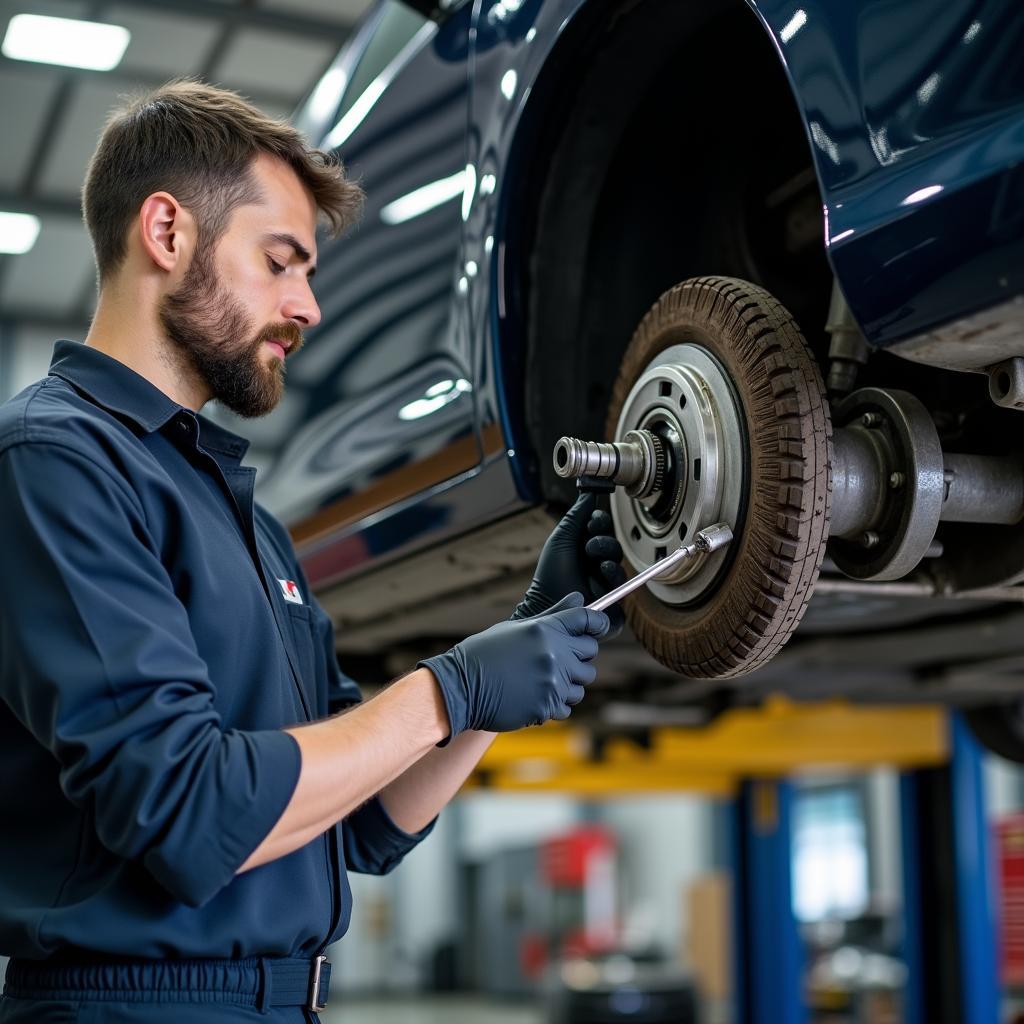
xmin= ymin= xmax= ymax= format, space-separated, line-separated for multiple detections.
xmin=0 ymin=0 xmax=371 ymax=330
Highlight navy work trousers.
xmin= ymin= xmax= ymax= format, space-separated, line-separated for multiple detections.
xmin=0 ymin=957 xmax=325 ymax=1023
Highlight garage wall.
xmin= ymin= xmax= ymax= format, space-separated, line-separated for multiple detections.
xmin=601 ymin=796 xmax=715 ymax=967
xmin=866 ymin=769 xmax=903 ymax=912
xmin=391 ymin=807 xmax=459 ymax=988
xmin=457 ymin=793 xmax=583 ymax=862
xmin=332 ymin=810 xmax=462 ymax=994
xmin=987 ymin=754 xmax=1024 ymax=817
xmin=332 ymin=794 xmax=584 ymax=993
xmin=0 ymin=321 xmax=89 ymax=402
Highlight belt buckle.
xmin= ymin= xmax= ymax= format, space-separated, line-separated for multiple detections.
xmin=308 ymin=954 xmax=329 ymax=1013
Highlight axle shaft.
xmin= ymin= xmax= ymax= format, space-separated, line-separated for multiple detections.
xmin=553 ymin=437 xmax=644 ymax=487
xmin=553 ymin=431 xmax=667 ymax=500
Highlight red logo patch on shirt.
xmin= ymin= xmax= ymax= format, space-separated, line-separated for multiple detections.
xmin=278 ymin=579 xmax=303 ymax=604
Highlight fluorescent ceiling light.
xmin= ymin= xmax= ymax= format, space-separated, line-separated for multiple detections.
xmin=323 ymin=78 xmax=386 ymax=150
xmin=901 ymin=184 xmax=944 ymax=206
xmin=0 ymin=212 xmax=41 ymax=255
xmin=2 ymin=14 xmax=130 ymax=71
xmin=380 ymin=170 xmax=468 ymax=226
xmin=780 ymin=9 xmax=807 ymax=43
xmin=916 ymin=72 xmax=940 ymax=105
xmin=306 ymin=67 xmax=348 ymax=124
xmin=398 ymin=379 xmax=471 ymax=421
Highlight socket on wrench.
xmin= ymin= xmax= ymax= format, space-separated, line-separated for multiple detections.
xmin=587 ymin=523 xmax=734 ymax=612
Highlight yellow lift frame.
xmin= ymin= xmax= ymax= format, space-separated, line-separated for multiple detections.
xmin=465 ymin=696 xmax=949 ymax=796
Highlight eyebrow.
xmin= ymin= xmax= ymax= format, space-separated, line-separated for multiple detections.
xmin=263 ymin=232 xmax=317 ymax=278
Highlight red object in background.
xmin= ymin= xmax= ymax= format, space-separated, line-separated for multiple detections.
xmin=520 ymin=933 xmax=548 ymax=979
xmin=542 ymin=826 xmax=615 ymax=885
xmin=541 ymin=826 xmax=618 ymax=957
xmin=998 ymin=814 xmax=1024 ymax=986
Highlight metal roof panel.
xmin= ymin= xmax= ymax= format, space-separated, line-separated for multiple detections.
xmin=107 ymin=5 xmax=222 ymax=78
xmin=0 ymin=70 xmax=61 ymax=191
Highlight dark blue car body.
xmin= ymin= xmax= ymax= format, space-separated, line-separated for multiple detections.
xmin=217 ymin=0 xmax=1024 ymax=674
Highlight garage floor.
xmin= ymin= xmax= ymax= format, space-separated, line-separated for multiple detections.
xmin=320 ymin=995 xmax=543 ymax=1024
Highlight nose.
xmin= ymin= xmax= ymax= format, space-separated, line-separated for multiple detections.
xmin=281 ymin=277 xmax=321 ymax=330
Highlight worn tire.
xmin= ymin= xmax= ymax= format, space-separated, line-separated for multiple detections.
xmin=605 ymin=277 xmax=831 ymax=678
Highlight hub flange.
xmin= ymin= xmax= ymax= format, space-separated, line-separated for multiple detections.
xmin=608 ymin=343 xmax=744 ymax=604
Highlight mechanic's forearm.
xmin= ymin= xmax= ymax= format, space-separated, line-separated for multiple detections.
xmin=379 ymin=728 xmax=497 ymax=834
xmin=238 ymin=668 xmax=448 ymax=873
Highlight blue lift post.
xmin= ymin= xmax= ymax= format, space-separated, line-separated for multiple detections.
xmin=732 ymin=779 xmax=806 ymax=1024
xmin=900 ymin=712 xmax=1000 ymax=1024
xmin=730 ymin=712 xmax=999 ymax=1024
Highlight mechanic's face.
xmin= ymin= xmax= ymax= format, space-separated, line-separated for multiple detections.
xmin=158 ymin=154 xmax=321 ymax=418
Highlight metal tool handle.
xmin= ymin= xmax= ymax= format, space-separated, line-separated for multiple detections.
xmin=587 ymin=523 xmax=733 ymax=612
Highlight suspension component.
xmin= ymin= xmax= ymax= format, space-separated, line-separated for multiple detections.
xmin=988 ymin=357 xmax=1024 ymax=411
xmin=558 ymin=385 xmax=1024 ymax=587
xmin=829 ymin=389 xmax=945 ymax=581
xmin=825 ymin=281 xmax=871 ymax=396
xmin=829 ymin=388 xmax=1024 ymax=580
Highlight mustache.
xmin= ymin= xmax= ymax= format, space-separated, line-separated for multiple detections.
xmin=254 ymin=322 xmax=304 ymax=354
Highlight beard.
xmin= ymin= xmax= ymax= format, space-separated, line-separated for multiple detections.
xmin=158 ymin=247 xmax=302 ymax=419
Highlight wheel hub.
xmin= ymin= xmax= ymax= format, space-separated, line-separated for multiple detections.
xmin=611 ymin=343 xmax=744 ymax=604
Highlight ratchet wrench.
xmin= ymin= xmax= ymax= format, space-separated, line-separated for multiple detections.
xmin=587 ymin=522 xmax=734 ymax=612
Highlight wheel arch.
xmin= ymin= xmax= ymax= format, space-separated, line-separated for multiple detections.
xmin=495 ymin=0 xmax=835 ymax=503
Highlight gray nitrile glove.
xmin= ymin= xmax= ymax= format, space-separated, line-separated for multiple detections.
xmin=419 ymin=592 xmax=610 ymax=743
xmin=512 ymin=491 xmax=627 ymax=638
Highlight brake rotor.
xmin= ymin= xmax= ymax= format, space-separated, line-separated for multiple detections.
xmin=611 ymin=343 xmax=745 ymax=603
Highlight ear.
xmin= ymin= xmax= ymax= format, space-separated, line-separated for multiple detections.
xmin=138 ymin=192 xmax=193 ymax=273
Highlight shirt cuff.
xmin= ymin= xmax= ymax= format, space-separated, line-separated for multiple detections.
xmin=372 ymin=794 xmax=438 ymax=844
xmin=344 ymin=795 xmax=437 ymax=875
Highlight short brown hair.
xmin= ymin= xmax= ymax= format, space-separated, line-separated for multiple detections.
xmin=83 ymin=78 xmax=364 ymax=284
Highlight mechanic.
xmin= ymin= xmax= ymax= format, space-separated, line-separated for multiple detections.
xmin=0 ymin=81 xmax=626 ymax=1023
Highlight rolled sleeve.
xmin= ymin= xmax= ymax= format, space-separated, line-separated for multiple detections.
xmin=144 ymin=729 xmax=301 ymax=905
xmin=343 ymin=796 xmax=437 ymax=875
xmin=0 ymin=441 xmax=302 ymax=907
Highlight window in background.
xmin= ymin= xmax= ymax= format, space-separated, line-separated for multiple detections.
xmin=793 ymin=784 xmax=869 ymax=922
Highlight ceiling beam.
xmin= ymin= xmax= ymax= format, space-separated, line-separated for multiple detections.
xmin=0 ymin=0 xmax=356 ymax=41
xmin=0 ymin=54 xmax=305 ymax=112
xmin=117 ymin=0 xmax=356 ymax=37
xmin=20 ymin=78 xmax=75 ymax=195
xmin=199 ymin=0 xmax=254 ymax=89
xmin=0 ymin=194 xmax=83 ymax=219
xmin=0 ymin=310 xmax=93 ymax=332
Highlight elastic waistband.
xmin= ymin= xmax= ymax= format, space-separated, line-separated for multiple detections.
xmin=3 ymin=955 xmax=331 ymax=1011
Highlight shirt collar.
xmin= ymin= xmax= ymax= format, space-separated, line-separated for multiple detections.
xmin=47 ymin=339 xmax=251 ymax=463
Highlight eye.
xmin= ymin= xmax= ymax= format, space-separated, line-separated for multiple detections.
xmin=266 ymin=255 xmax=286 ymax=275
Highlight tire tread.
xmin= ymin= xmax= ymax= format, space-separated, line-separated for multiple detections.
xmin=606 ymin=276 xmax=832 ymax=679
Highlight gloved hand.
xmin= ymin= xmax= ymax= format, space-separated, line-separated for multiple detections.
xmin=420 ymin=592 xmax=610 ymax=742
xmin=512 ymin=491 xmax=627 ymax=637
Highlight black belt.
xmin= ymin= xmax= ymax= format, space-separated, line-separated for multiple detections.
xmin=4 ymin=953 xmax=331 ymax=1013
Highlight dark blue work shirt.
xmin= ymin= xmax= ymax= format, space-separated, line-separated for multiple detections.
xmin=0 ymin=340 xmax=434 ymax=961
